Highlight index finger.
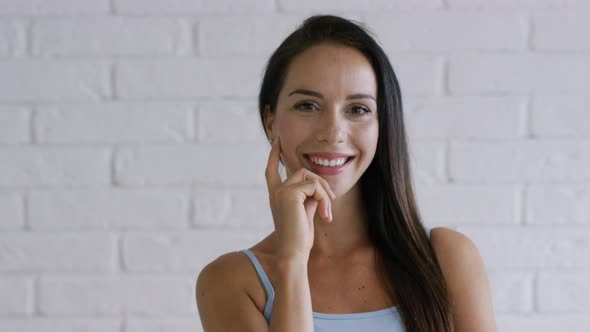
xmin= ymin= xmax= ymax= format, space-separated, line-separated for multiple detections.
xmin=265 ymin=136 xmax=282 ymax=192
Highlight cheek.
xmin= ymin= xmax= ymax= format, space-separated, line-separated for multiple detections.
xmin=275 ymin=118 xmax=289 ymax=135
xmin=274 ymin=111 xmax=293 ymax=135
xmin=275 ymin=114 xmax=307 ymax=142
xmin=359 ymin=123 xmax=379 ymax=158
xmin=274 ymin=117 xmax=299 ymax=164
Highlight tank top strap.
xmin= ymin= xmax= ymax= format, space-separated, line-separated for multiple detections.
xmin=241 ymin=227 xmax=432 ymax=324
xmin=240 ymin=249 xmax=275 ymax=324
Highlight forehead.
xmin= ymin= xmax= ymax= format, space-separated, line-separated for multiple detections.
xmin=280 ymin=43 xmax=377 ymax=98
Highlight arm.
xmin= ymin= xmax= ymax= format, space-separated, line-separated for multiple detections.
xmin=196 ymin=253 xmax=314 ymax=332
xmin=430 ymin=227 xmax=498 ymax=332
xmin=196 ymin=254 xmax=269 ymax=332
xmin=269 ymin=256 xmax=314 ymax=332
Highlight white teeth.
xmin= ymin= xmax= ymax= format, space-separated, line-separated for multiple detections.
xmin=310 ymin=157 xmax=348 ymax=167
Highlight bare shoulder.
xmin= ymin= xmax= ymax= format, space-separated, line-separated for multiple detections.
xmin=196 ymin=251 xmax=251 ymax=313
xmin=199 ymin=251 xmax=247 ymax=282
xmin=429 ymin=227 xmax=497 ymax=332
xmin=429 ymin=226 xmax=485 ymax=288
xmin=196 ymin=251 xmax=268 ymax=332
xmin=197 ymin=251 xmax=250 ymax=292
xmin=429 ymin=227 xmax=478 ymax=264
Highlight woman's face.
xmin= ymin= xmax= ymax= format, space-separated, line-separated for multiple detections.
xmin=265 ymin=43 xmax=379 ymax=196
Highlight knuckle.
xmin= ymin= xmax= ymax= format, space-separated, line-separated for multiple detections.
xmin=296 ymin=168 xmax=308 ymax=178
xmin=300 ymin=167 xmax=312 ymax=176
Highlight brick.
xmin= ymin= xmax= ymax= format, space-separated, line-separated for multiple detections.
xmin=197 ymin=100 xmax=265 ymax=143
xmin=404 ymin=97 xmax=525 ymax=139
xmin=457 ymin=227 xmax=590 ymax=269
xmin=534 ymin=12 xmax=590 ymax=50
xmin=32 ymin=18 xmax=192 ymax=56
xmin=0 ymin=0 xmax=109 ymax=15
xmin=0 ymin=233 xmax=113 ymax=272
xmin=0 ymin=60 xmax=110 ymax=102
xmin=29 ymin=188 xmax=189 ymax=230
xmin=35 ymin=102 xmax=193 ymax=143
xmin=527 ymin=185 xmax=590 ymax=225
xmin=0 ymin=107 xmax=29 ymax=143
xmin=0 ymin=20 xmax=26 ymax=56
xmin=0 ymin=277 xmax=31 ymax=314
xmin=0 ymin=191 xmax=23 ymax=230
xmin=278 ymin=0 xmax=442 ymax=11
xmin=114 ymin=144 xmax=268 ymax=186
xmin=193 ymin=187 xmax=273 ymax=229
xmin=123 ymin=229 xmax=268 ymax=273
xmin=115 ymin=59 xmax=264 ymax=99
xmin=414 ymin=184 xmax=516 ymax=225
xmin=448 ymin=0 xmax=590 ymax=9
xmin=198 ymin=15 xmax=300 ymax=57
xmin=277 ymin=0 xmax=370 ymax=12
xmin=0 ymin=319 xmax=120 ymax=332
xmin=449 ymin=55 xmax=590 ymax=94
xmin=368 ymin=0 xmax=443 ymax=10
xmin=0 ymin=147 xmax=110 ymax=187
xmin=487 ymin=272 xmax=533 ymax=313
xmin=538 ymin=272 xmax=590 ymax=312
xmin=369 ymin=12 xmax=525 ymax=52
xmin=39 ymin=276 xmax=194 ymax=315
xmin=532 ymin=96 xmax=590 ymax=138
xmin=391 ymin=56 xmax=441 ymax=96
xmin=114 ymin=0 xmax=275 ymax=14
xmin=127 ymin=318 xmax=199 ymax=332
xmin=407 ymin=140 xmax=446 ymax=184
xmin=497 ymin=314 xmax=590 ymax=332
xmin=450 ymin=141 xmax=590 ymax=183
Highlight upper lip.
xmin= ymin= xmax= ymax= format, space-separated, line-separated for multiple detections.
xmin=305 ymin=152 xmax=354 ymax=159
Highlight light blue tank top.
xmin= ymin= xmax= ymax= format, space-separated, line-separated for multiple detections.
xmin=241 ymin=227 xmax=432 ymax=331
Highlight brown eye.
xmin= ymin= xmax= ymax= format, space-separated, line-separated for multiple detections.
xmin=295 ymin=102 xmax=317 ymax=112
xmin=351 ymin=106 xmax=370 ymax=117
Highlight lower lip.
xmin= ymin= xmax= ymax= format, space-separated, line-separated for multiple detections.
xmin=304 ymin=155 xmax=354 ymax=176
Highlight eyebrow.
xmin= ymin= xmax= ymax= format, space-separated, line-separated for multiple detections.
xmin=287 ymin=89 xmax=376 ymax=102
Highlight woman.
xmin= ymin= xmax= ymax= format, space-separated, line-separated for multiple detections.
xmin=196 ymin=15 xmax=497 ymax=332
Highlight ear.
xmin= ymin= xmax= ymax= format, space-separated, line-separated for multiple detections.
xmin=263 ymin=104 xmax=275 ymax=141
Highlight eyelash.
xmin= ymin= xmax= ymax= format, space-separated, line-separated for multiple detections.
xmin=294 ymin=102 xmax=371 ymax=117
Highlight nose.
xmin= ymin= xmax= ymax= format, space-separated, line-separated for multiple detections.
xmin=315 ymin=106 xmax=346 ymax=144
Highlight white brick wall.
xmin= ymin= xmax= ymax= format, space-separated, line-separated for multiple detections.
xmin=0 ymin=1 xmax=588 ymax=331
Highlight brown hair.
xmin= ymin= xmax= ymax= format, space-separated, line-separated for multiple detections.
xmin=258 ymin=15 xmax=454 ymax=331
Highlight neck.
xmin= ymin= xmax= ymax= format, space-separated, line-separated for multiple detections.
xmin=309 ymin=183 xmax=372 ymax=260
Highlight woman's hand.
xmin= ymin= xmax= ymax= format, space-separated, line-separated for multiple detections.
xmin=265 ymin=136 xmax=336 ymax=260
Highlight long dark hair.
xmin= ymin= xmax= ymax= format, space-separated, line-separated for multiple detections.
xmin=258 ymin=15 xmax=454 ymax=332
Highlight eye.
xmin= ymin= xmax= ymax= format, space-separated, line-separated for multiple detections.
xmin=350 ymin=105 xmax=371 ymax=117
xmin=294 ymin=102 xmax=318 ymax=112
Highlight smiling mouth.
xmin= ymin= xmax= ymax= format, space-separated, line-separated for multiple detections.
xmin=304 ymin=155 xmax=355 ymax=167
